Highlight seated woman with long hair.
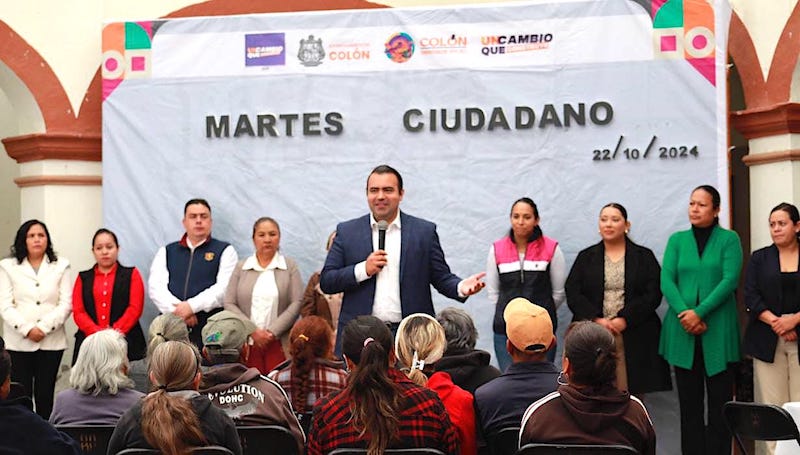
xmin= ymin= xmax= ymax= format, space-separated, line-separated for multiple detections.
xmin=307 ymin=315 xmax=459 ymax=455
xmin=50 ymin=329 xmax=143 ymax=425
xmin=268 ymin=315 xmax=347 ymax=432
xmin=395 ymin=313 xmax=477 ymax=455
xmin=108 ymin=341 xmax=241 ymax=455
xmin=520 ymin=321 xmax=655 ymax=455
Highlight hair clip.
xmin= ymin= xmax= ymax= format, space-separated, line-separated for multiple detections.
xmin=363 ymin=337 xmax=375 ymax=347
xmin=298 ymin=334 xmax=309 ymax=342
xmin=411 ymin=350 xmax=426 ymax=371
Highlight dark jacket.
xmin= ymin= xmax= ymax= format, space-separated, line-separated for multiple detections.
xmin=474 ymin=360 xmax=559 ymax=438
xmin=520 ymin=384 xmax=656 ymax=455
xmin=565 ymin=239 xmax=672 ymax=394
xmin=434 ymin=349 xmax=501 ymax=394
xmin=107 ymin=392 xmax=242 ymax=455
xmin=0 ymin=397 xmax=81 ymax=455
xmin=744 ymin=244 xmax=800 ymax=363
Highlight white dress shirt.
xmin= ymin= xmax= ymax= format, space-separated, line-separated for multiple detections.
xmin=243 ymin=253 xmax=287 ymax=329
xmin=354 ymin=215 xmax=403 ymax=323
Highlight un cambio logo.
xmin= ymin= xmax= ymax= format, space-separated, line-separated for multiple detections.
xmin=385 ymin=32 xmax=415 ymax=63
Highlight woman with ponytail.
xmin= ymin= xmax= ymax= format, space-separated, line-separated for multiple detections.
xmin=108 ymin=341 xmax=241 ymax=455
xmin=744 ymin=202 xmax=800 ymax=455
xmin=307 ymin=315 xmax=459 ymax=455
xmin=520 ymin=321 xmax=655 ymax=454
xmin=268 ymin=315 xmax=347 ymax=431
xmin=395 ymin=313 xmax=477 ymax=455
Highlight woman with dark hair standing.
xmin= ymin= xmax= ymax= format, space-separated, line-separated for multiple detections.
xmin=744 ymin=202 xmax=800 ymax=455
xmin=486 ymin=197 xmax=566 ymax=370
xmin=659 ymin=184 xmax=742 ymax=455
xmin=71 ymin=228 xmax=145 ymax=363
xmin=307 ymin=315 xmax=459 ymax=455
xmin=520 ymin=321 xmax=655 ymax=454
xmin=566 ymin=203 xmax=671 ymax=394
xmin=224 ymin=216 xmax=303 ymax=373
xmin=0 ymin=220 xmax=72 ymax=419
xmin=108 ymin=341 xmax=241 ymax=455
xmin=268 ymin=315 xmax=347 ymax=431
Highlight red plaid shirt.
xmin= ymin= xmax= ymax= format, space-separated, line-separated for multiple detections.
xmin=268 ymin=359 xmax=348 ymax=413
xmin=307 ymin=368 xmax=460 ymax=455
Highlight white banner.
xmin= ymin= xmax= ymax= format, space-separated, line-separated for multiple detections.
xmin=102 ymin=0 xmax=730 ymax=352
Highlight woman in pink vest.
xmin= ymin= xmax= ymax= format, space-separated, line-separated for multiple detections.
xmin=485 ymin=197 xmax=567 ymax=371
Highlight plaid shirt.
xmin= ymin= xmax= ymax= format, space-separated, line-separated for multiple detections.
xmin=307 ymin=368 xmax=460 ymax=455
xmin=269 ymin=359 xmax=348 ymax=413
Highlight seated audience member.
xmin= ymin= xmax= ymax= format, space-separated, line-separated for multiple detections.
xmin=307 ymin=315 xmax=459 ymax=455
xmin=200 ymin=311 xmax=305 ymax=453
xmin=474 ymin=298 xmax=559 ymax=440
xmin=128 ymin=313 xmax=190 ymax=392
xmin=0 ymin=336 xmax=81 ymax=454
xmin=268 ymin=315 xmax=347 ymax=431
xmin=520 ymin=321 xmax=655 ymax=455
xmin=395 ymin=313 xmax=477 ymax=455
xmin=435 ymin=307 xmax=500 ymax=394
xmin=108 ymin=341 xmax=242 ymax=455
xmin=300 ymin=231 xmax=343 ymax=332
xmin=50 ymin=329 xmax=144 ymax=425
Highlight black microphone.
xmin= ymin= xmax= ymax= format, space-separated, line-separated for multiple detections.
xmin=377 ymin=220 xmax=388 ymax=251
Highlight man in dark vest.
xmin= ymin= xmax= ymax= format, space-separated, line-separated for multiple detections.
xmin=148 ymin=198 xmax=238 ymax=349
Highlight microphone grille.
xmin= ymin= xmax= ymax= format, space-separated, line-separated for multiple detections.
xmin=377 ymin=220 xmax=389 ymax=231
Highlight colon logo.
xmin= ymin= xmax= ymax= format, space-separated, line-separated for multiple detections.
xmin=298 ymin=35 xmax=325 ymax=67
xmin=385 ymin=32 xmax=415 ymax=63
xmin=245 ymin=33 xmax=286 ymax=67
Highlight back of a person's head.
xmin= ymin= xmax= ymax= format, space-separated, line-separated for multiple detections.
xmin=0 ymin=336 xmax=10 ymax=399
xmin=70 ymin=329 xmax=134 ymax=395
xmin=436 ymin=307 xmax=478 ymax=353
xmin=395 ymin=313 xmax=446 ymax=386
xmin=147 ymin=314 xmax=190 ymax=359
xmin=201 ymin=310 xmax=256 ymax=365
xmin=563 ymin=321 xmax=617 ymax=389
xmin=289 ymin=316 xmax=334 ymax=413
xmin=341 ymin=316 xmax=400 ymax=455
xmin=141 ymin=341 xmax=206 ymax=455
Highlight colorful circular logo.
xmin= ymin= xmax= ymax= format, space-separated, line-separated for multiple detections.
xmin=385 ymin=32 xmax=415 ymax=63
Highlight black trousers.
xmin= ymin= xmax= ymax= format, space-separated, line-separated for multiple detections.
xmin=9 ymin=349 xmax=63 ymax=420
xmin=674 ymin=338 xmax=734 ymax=455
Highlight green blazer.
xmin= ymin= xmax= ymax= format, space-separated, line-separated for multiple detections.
xmin=658 ymin=224 xmax=743 ymax=376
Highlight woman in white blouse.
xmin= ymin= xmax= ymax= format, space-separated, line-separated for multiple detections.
xmin=0 ymin=219 xmax=72 ymax=419
xmin=223 ymin=217 xmax=303 ymax=373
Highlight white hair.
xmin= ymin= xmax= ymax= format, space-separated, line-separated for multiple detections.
xmin=69 ymin=329 xmax=134 ymax=395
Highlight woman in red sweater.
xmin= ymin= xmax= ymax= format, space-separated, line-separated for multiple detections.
xmin=72 ymin=228 xmax=145 ymax=362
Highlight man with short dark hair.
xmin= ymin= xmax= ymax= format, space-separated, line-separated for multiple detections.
xmin=199 ymin=311 xmax=305 ymax=453
xmin=0 ymin=336 xmax=82 ymax=454
xmin=320 ymin=164 xmax=485 ymax=351
xmin=149 ymin=198 xmax=238 ymax=349
xmin=474 ymin=297 xmax=559 ymax=439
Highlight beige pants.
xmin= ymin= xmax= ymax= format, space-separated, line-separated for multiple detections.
xmin=753 ymin=338 xmax=800 ymax=455
xmin=614 ymin=333 xmax=628 ymax=392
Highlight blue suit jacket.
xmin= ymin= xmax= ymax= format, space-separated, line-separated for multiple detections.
xmin=320 ymin=212 xmax=465 ymax=350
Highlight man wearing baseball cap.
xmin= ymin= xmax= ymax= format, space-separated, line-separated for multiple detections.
xmin=474 ymin=297 xmax=560 ymax=441
xmin=199 ymin=311 xmax=304 ymax=452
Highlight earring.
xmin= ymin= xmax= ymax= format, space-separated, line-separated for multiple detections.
xmin=557 ymin=371 xmax=569 ymax=386
xmin=625 ymin=229 xmax=629 ymax=234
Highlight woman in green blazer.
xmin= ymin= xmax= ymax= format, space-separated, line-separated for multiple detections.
xmin=659 ymin=185 xmax=742 ymax=455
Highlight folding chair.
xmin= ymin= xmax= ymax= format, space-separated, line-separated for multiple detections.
xmin=516 ymin=443 xmax=639 ymax=454
xmin=328 ymin=449 xmax=446 ymax=454
xmin=57 ymin=425 xmax=116 ymax=455
xmin=487 ymin=426 xmax=521 ymax=455
xmin=723 ymin=401 xmax=800 ymax=455
xmin=236 ymin=425 xmax=298 ymax=455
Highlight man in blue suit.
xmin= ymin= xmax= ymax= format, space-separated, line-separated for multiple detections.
xmin=320 ymin=164 xmax=485 ymax=351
